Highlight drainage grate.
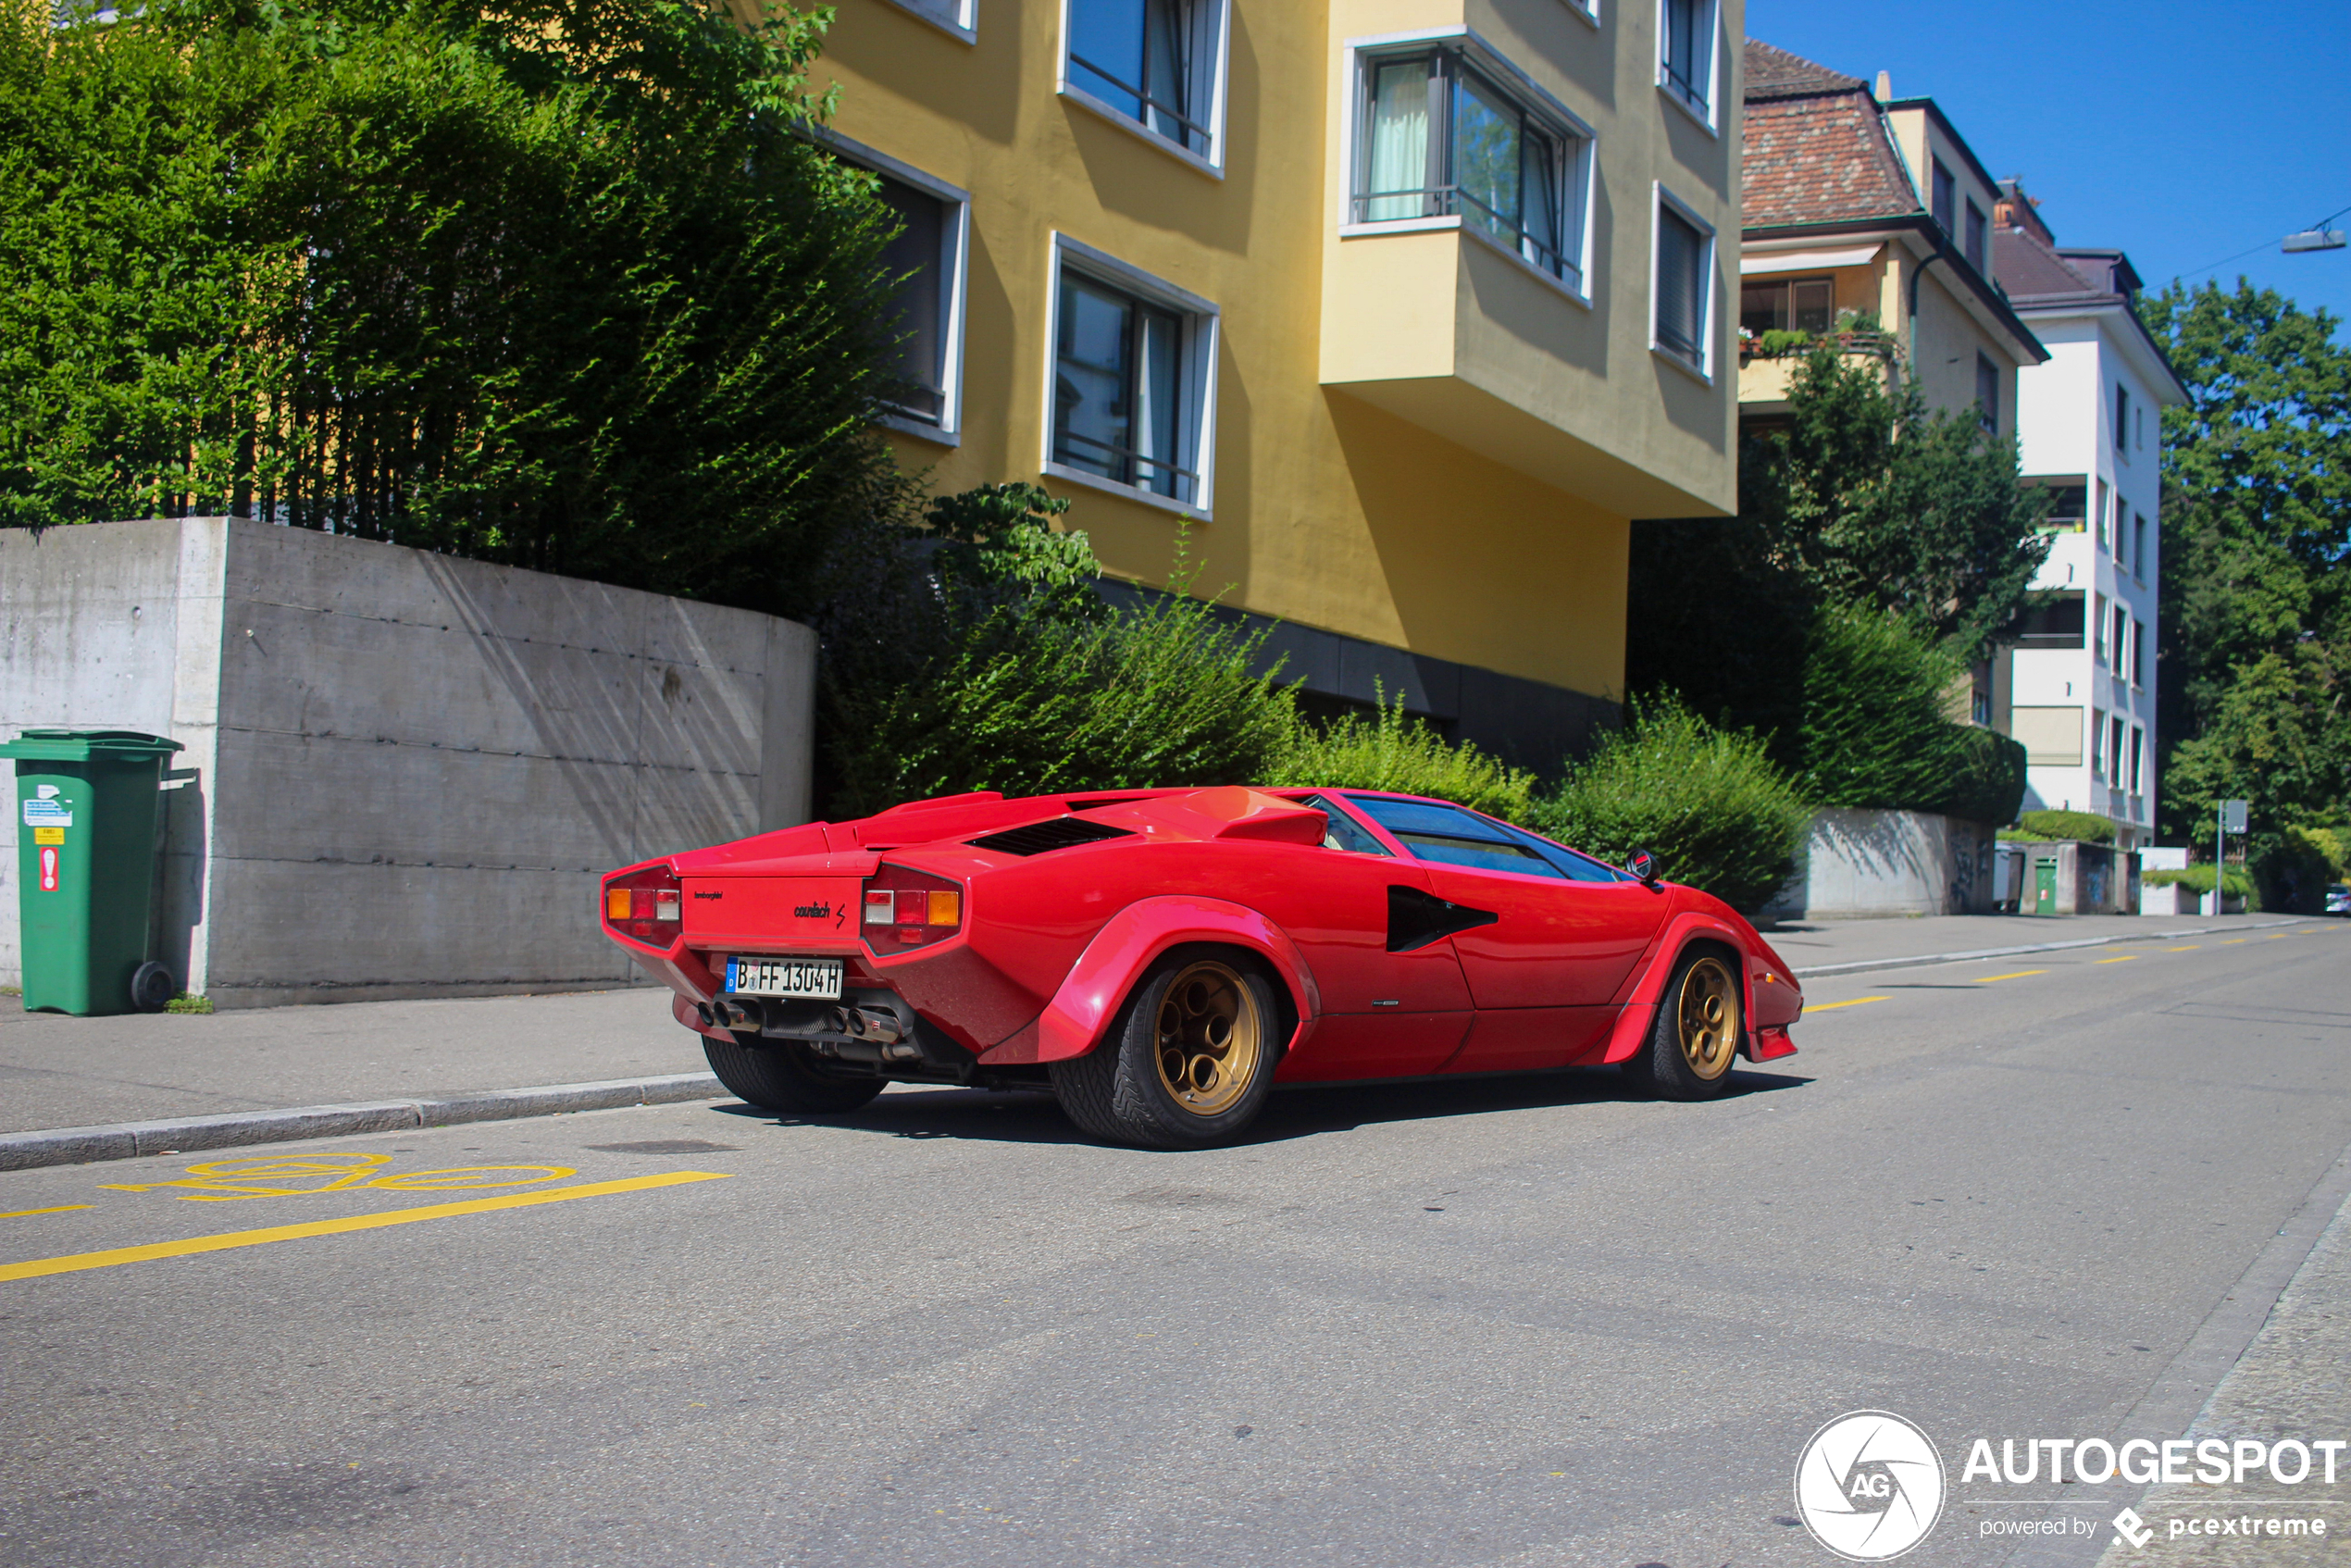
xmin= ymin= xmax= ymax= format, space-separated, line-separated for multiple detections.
xmin=586 ymin=1139 xmax=741 ymax=1155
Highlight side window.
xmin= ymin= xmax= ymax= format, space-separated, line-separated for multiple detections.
xmin=1347 ymin=796 xmax=1565 ymax=878
xmin=1295 ymin=794 xmax=1390 ymax=856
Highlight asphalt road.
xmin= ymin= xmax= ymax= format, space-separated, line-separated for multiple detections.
xmin=6 ymin=924 xmax=2351 ymax=1567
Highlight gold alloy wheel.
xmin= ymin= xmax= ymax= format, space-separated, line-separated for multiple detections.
xmin=1153 ymin=961 xmax=1263 ymax=1117
xmin=1676 ymin=956 xmax=1740 ymax=1081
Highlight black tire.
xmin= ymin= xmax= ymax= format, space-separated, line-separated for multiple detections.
xmin=131 ymin=962 xmax=175 ymax=1014
xmin=1622 ymin=945 xmax=1742 ymax=1101
xmin=703 ymin=1033 xmax=884 ymax=1116
xmin=1050 ymin=949 xmax=1283 ymax=1148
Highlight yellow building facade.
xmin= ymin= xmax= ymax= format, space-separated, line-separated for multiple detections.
xmin=791 ymin=0 xmax=1742 ymax=764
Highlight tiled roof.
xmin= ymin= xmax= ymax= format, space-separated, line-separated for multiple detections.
xmin=1994 ymin=226 xmax=2101 ymax=304
xmin=1742 ymin=46 xmax=1921 ymax=229
xmin=1744 ymin=39 xmax=1865 ymax=101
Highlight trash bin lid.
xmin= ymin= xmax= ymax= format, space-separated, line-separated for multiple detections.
xmin=0 ymin=728 xmax=185 ymax=763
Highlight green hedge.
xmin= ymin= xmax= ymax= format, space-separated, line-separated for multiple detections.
xmin=2145 ymin=866 xmax=2255 ymax=900
xmin=1275 ymin=692 xmax=1536 ymax=822
xmin=1797 ymin=603 xmax=2024 ymax=823
xmin=1529 ymin=699 xmax=1810 ymax=915
xmin=2014 ymin=809 xmax=2116 ymax=843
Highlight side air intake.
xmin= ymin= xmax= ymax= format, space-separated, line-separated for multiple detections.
xmin=968 ymin=817 xmax=1135 ymax=857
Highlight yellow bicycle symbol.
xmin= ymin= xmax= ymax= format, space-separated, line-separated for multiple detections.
xmin=102 ymin=1153 xmax=578 ymax=1201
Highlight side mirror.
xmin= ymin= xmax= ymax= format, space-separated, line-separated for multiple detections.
xmin=1627 ymin=849 xmax=1661 ymax=887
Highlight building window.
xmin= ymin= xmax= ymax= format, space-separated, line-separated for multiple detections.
xmin=1740 ymin=276 xmax=1833 ymax=337
xmin=1353 ymin=46 xmax=1591 ymax=290
xmin=2136 ymin=405 xmax=2146 ymax=450
xmin=887 ymin=0 xmax=976 ymax=39
xmin=823 ymin=139 xmax=969 ymax=441
xmin=2012 ymin=591 xmax=2084 ymax=650
xmin=2133 ymin=616 xmax=2146 ymax=687
xmin=2039 ymin=482 xmax=2087 ymax=532
xmin=1653 ymin=187 xmax=1713 ymax=374
xmin=2133 ymin=513 xmax=2148 ymax=577
xmin=2093 ymin=593 xmax=2108 ymax=666
xmin=1658 ymin=0 xmax=1717 ymax=123
xmin=1964 ymin=199 xmax=1986 ymax=272
xmin=1064 ymin=0 xmax=1225 ymax=163
xmin=873 ymin=172 xmax=967 ymax=435
xmin=2129 ymin=725 xmax=2144 ymax=793
xmin=2094 ymin=479 xmax=2110 ymax=552
xmin=1974 ymin=353 xmax=1998 ymax=431
xmin=2109 ymin=716 xmax=2126 ymax=790
xmin=1930 ymin=160 xmax=1956 ymax=234
xmin=1046 ymin=239 xmax=1216 ymax=510
xmin=2013 ymin=706 xmax=2084 ymax=765
xmin=2113 ymin=381 xmax=2130 ymax=453
xmin=2111 ymin=604 xmax=2129 ymax=677
xmin=2091 ymin=706 xmax=2108 ymax=777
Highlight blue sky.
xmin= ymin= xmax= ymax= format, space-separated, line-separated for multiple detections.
xmin=1747 ymin=1 xmax=2351 ymax=342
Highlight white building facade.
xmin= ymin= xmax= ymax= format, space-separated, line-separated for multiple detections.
xmin=1995 ymin=184 xmax=2185 ymax=850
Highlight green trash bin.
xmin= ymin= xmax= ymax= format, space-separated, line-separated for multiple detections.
xmin=4 ymin=728 xmax=184 ymax=1015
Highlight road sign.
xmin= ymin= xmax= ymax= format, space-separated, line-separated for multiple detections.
xmin=2221 ymin=800 xmax=2249 ymax=832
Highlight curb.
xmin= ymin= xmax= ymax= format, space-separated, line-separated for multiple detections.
xmin=1788 ymin=915 xmax=2314 ymax=980
xmin=0 ymin=1072 xmax=728 ymax=1173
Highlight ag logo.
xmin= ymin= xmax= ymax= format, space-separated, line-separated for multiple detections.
xmin=1794 ymin=1410 xmax=1946 ymax=1561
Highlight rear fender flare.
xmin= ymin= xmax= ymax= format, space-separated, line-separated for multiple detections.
xmin=979 ymin=897 xmax=1321 ymax=1066
xmin=1597 ymin=915 xmax=1759 ymax=1065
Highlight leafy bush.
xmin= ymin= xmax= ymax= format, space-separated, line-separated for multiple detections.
xmin=1275 ymin=691 xmax=1536 ymax=822
xmin=2145 ymin=865 xmax=2255 ymax=901
xmin=2253 ymin=827 xmax=2336 ymax=915
xmin=1 ymin=0 xmax=901 ymax=616
xmin=1796 ymin=603 xmax=2026 ymax=823
xmin=2016 ymin=809 xmax=2117 ymax=843
xmin=1528 ymin=699 xmax=1811 ymax=915
xmin=817 ymin=499 xmax=1298 ymax=819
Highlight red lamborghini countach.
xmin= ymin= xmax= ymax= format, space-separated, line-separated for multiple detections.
xmin=601 ymin=786 xmax=1802 ymax=1147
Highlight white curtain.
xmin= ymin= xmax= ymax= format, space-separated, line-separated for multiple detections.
xmin=1365 ymin=60 xmax=1429 ymax=222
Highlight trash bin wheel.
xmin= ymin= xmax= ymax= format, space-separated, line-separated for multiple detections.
xmin=131 ymin=963 xmax=176 ymax=1014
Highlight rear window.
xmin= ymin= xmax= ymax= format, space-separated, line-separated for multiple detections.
xmin=1347 ymin=796 xmax=1626 ymax=883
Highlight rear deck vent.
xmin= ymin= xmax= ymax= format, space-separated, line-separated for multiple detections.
xmin=969 ymin=817 xmax=1135 ymax=856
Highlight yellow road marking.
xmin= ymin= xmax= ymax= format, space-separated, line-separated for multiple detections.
xmin=0 ymin=1205 xmax=93 ymax=1222
xmin=1976 ymin=970 xmax=2048 ymax=983
xmin=2267 ymin=934 xmax=2290 ymax=940
xmin=0 ymin=1171 xmax=727 ymax=1284
xmin=1806 ymin=996 xmax=1888 ymax=1012
xmin=2222 ymin=940 xmax=2249 ymax=946
xmin=2168 ymin=945 xmax=2200 ymax=952
xmin=2096 ymin=955 xmax=2140 ymax=964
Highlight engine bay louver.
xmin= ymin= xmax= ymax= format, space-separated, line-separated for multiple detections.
xmin=968 ymin=817 xmax=1136 ymax=857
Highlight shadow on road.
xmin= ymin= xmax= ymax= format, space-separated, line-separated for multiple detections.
xmin=706 ymin=1064 xmax=1812 ymax=1150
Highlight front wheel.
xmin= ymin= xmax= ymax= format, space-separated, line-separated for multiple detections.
xmin=703 ymin=1033 xmax=884 ymax=1116
xmin=1050 ymin=951 xmax=1281 ymax=1148
xmin=1622 ymin=948 xmax=1742 ymax=1101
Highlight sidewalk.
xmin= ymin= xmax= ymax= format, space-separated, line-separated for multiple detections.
xmin=1764 ymin=911 xmax=2308 ymax=977
xmin=0 ymin=910 xmax=2318 ymax=1167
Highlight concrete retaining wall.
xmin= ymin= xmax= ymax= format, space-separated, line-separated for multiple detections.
xmin=1761 ymin=808 xmax=1998 ymax=920
xmin=2 ymin=518 xmax=815 ymax=1007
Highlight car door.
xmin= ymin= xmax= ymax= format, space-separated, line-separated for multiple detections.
xmin=1251 ymin=794 xmax=1474 ymax=1081
xmin=1344 ymin=796 xmax=1670 ymax=1072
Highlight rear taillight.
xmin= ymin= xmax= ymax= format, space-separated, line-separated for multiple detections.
xmin=862 ymin=865 xmax=963 ymax=952
xmin=603 ymin=865 xmax=683 ymax=946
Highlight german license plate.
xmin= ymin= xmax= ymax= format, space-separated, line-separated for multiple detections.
xmin=726 ymin=956 xmax=843 ymax=1001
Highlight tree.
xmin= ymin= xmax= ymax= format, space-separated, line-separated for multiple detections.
xmin=0 ymin=0 xmax=903 ymax=617
xmin=1627 ymin=342 xmax=2046 ymax=811
xmin=2140 ymin=280 xmax=2351 ymax=840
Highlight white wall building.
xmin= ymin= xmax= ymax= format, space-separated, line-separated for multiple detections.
xmin=1995 ymin=181 xmax=2186 ymax=850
